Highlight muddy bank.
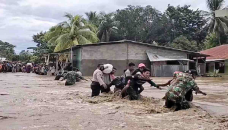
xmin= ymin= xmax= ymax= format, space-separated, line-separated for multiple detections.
xmin=0 ymin=73 xmax=228 ymax=130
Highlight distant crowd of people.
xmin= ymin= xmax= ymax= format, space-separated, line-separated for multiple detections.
xmin=0 ymin=61 xmax=33 ymax=73
xmin=0 ymin=61 xmax=61 ymax=76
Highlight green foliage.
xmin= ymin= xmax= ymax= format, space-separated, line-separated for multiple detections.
xmin=207 ymin=0 xmax=228 ymax=44
xmin=18 ymin=50 xmax=32 ymax=62
xmin=97 ymin=13 xmax=121 ymax=42
xmin=0 ymin=40 xmax=16 ymax=60
xmin=30 ymin=56 xmax=39 ymax=63
xmin=165 ymin=5 xmax=208 ymax=45
xmin=44 ymin=14 xmax=99 ymax=52
xmin=204 ymin=33 xmax=220 ymax=49
xmin=11 ymin=55 xmax=20 ymax=61
xmin=85 ymin=11 xmax=101 ymax=28
xmin=32 ymin=3 xmax=228 ymax=53
xmin=32 ymin=31 xmax=53 ymax=59
xmin=115 ymin=5 xmax=161 ymax=42
xmin=114 ymin=5 xmax=208 ymax=49
xmin=171 ymin=36 xmax=198 ymax=51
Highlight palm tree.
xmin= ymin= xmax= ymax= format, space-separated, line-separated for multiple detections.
xmin=98 ymin=13 xmax=119 ymax=42
xmin=85 ymin=11 xmax=100 ymax=27
xmin=207 ymin=0 xmax=228 ymax=44
xmin=45 ymin=13 xmax=99 ymax=52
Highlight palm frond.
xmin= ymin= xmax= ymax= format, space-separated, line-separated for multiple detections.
xmin=83 ymin=23 xmax=98 ymax=33
xmin=208 ymin=19 xmax=215 ymax=33
xmin=77 ymin=35 xmax=92 ymax=45
xmin=54 ymin=33 xmax=73 ymax=52
xmin=73 ymin=38 xmax=79 ymax=45
xmin=207 ymin=0 xmax=225 ymax=11
xmin=47 ymin=35 xmax=59 ymax=46
xmin=213 ymin=19 xmax=218 ymax=33
xmin=45 ymin=26 xmax=63 ymax=40
xmin=218 ymin=18 xmax=228 ymax=33
xmin=77 ymin=30 xmax=99 ymax=43
xmin=220 ymin=17 xmax=228 ymax=27
xmin=64 ymin=13 xmax=74 ymax=21
xmin=58 ymin=21 xmax=70 ymax=28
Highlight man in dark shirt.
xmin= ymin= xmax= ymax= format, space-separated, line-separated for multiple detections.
xmin=121 ymin=68 xmax=161 ymax=100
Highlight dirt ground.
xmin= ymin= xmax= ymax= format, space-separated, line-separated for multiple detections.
xmin=0 ymin=73 xmax=228 ymax=130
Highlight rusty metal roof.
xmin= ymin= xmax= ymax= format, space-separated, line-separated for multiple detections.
xmin=200 ymin=44 xmax=228 ymax=60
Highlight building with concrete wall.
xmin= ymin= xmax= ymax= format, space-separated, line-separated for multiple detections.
xmin=61 ymin=40 xmax=207 ymax=76
xmin=201 ymin=44 xmax=228 ymax=75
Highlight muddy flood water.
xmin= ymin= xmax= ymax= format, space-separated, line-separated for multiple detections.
xmin=0 ymin=73 xmax=228 ymax=130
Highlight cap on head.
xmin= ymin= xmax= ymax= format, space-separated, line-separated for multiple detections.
xmin=138 ymin=63 xmax=146 ymax=68
xmin=173 ymin=71 xmax=182 ymax=77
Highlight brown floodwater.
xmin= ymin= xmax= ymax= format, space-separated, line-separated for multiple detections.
xmin=0 ymin=73 xmax=228 ymax=130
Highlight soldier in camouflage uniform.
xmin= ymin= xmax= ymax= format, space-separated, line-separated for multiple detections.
xmin=165 ymin=70 xmax=206 ymax=110
xmin=62 ymin=68 xmax=87 ymax=86
xmin=55 ymin=71 xmax=68 ymax=80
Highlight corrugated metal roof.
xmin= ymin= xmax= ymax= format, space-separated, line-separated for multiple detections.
xmin=146 ymin=51 xmax=192 ymax=62
xmin=57 ymin=40 xmax=209 ymax=57
xmin=200 ymin=44 xmax=228 ymax=60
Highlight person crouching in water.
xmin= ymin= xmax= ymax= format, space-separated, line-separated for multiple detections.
xmin=121 ymin=68 xmax=161 ymax=100
xmin=91 ymin=64 xmax=107 ymax=97
xmin=61 ymin=67 xmax=87 ymax=86
xmin=164 ymin=70 xmax=207 ymax=111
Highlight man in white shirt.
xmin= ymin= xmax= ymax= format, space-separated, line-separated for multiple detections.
xmin=124 ymin=63 xmax=135 ymax=77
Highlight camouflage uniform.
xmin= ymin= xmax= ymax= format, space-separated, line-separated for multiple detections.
xmin=165 ymin=72 xmax=199 ymax=109
xmin=63 ymin=71 xmax=82 ymax=85
xmin=55 ymin=72 xmax=68 ymax=80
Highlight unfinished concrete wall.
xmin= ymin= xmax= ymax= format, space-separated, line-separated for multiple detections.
xmin=80 ymin=41 xmax=189 ymax=76
xmin=81 ymin=43 xmax=128 ymax=76
xmin=128 ymin=43 xmax=188 ymax=75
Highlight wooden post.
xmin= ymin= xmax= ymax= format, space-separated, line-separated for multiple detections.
xmin=187 ymin=61 xmax=189 ymax=70
xmin=196 ymin=58 xmax=199 ymax=75
xmin=56 ymin=54 xmax=59 ymax=74
xmin=71 ymin=47 xmax=73 ymax=67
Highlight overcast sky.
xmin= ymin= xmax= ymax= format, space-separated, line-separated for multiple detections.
xmin=0 ymin=0 xmax=228 ymax=53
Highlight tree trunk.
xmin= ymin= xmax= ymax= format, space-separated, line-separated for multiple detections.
xmin=218 ymin=33 xmax=221 ymax=45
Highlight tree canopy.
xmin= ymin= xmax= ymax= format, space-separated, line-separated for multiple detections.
xmin=31 ymin=2 xmax=228 ymax=55
xmin=0 ymin=40 xmax=16 ymax=60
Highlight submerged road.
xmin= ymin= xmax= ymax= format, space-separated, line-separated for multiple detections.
xmin=143 ymin=76 xmax=228 ymax=117
xmin=0 ymin=73 xmax=228 ymax=130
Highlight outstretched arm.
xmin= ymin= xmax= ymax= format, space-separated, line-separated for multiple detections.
xmin=156 ymin=79 xmax=174 ymax=87
xmin=148 ymin=80 xmax=161 ymax=89
xmin=79 ymin=76 xmax=88 ymax=81
xmin=126 ymin=75 xmax=161 ymax=89
xmin=195 ymin=88 xmax=207 ymax=95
